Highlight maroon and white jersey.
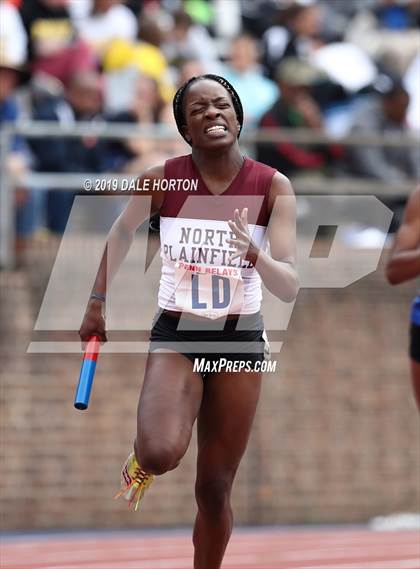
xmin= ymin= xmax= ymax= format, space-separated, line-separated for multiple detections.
xmin=158 ymin=154 xmax=276 ymax=319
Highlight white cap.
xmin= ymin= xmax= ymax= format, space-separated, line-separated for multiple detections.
xmin=0 ymin=1 xmax=28 ymax=68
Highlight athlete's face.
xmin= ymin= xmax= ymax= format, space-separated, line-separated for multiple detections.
xmin=182 ymin=80 xmax=240 ymax=149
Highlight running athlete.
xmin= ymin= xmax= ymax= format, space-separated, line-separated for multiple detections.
xmin=386 ymin=187 xmax=420 ymax=410
xmin=79 ymin=75 xmax=299 ymax=569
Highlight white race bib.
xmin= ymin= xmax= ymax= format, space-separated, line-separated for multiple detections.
xmin=174 ymin=261 xmax=244 ymax=319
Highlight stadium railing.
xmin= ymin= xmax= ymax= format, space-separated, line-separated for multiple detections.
xmin=0 ymin=122 xmax=418 ymax=267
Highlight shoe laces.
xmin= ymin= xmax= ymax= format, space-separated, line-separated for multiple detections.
xmin=114 ymin=464 xmax=154 ymax=511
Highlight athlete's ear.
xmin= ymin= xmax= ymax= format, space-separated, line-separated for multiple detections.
xmin=236 ymin=122 xmax=241 ymax=132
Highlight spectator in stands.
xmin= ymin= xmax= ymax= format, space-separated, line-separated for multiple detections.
xmin=263 ymin=2 xmax=324 ymax=80
xmin=124 ymin=72 xmax=165 ymax=125
xmin=241 ymin=0 xmax=284 ymax=38
xmin=162 ymin=9 xmax=221 ymax=74
xmin=102 ymin=14 xmax=173 ymax=104
xmin=107 ymin=72 xmax=187 ymax=233
xmin=30 ymin=70 xmax=109 ymax=234
xmin=20 ymin=0 xmax=95 ymax=85
xmin=107 ymin=73 xmax=166 ymax=174
xmin=0 ymin=2 xmax=36 ymax=266
xmin=176 ymin=58 xmax=204 ymax=87
xmin=0 ymin=0 xmax=28 ymax=68
xmin=76 ymin=0 xmax=138 ymax=59
xmin=121 ymin=95 xmax=189 ymax=174
xmin=256 ymin=57 xmax=342 ymax=178
xmin=345 ymin=0 xmax=419 ymax=76
xmin=347 ymin=79 xmax=419 ymax=184
xmin=223 ymin=34 xmax=278 ymax=127
xmin=109 ymin=72 xmax=186 ymax=173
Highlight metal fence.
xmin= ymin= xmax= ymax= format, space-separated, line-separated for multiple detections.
xmin=1 ymin=122 xmax=418 ymax=267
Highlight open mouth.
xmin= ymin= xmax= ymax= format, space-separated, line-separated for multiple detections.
xmin=205 ymin=124 xmax=228 ymax=135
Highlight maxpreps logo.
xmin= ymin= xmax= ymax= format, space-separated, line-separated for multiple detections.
xmin=27 ymin=194 xmax=393 ymax=354
xmin=193 ymin=358 xmax=277 ymax=374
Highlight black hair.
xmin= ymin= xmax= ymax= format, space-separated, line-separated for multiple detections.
xmin=172 ymin=74 xmax=244 ymax=145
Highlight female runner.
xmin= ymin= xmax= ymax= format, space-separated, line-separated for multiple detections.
xmin=386 ymin=187 xmax=420 ymax=410
xmin=79 ymin=74 xmax=299 ymax=569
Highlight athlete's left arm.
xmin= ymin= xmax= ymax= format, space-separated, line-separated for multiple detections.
xmin=386 ymin=187 xmax=420 ymax=285
xmin=228 ymin=172 xmax=299 ymax=302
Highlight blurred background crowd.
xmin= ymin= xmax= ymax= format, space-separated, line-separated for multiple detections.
xmin=0 ymin=0 xmax=419 ymax=266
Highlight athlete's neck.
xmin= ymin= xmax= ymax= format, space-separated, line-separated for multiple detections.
xmin=191 ymin=144 xmax=244 ymax=183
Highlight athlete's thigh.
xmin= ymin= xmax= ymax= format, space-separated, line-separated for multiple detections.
xmin=138 ymin=351 xmax=204 ymax=451
xmin=196 ymin=370 xmax=262 ymax=475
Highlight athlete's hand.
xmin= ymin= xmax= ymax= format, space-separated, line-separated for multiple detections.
xmin=227 ymin=208 xmax=259 ymax=264
xmin=79 ymin=299 xmax=107 ymax=348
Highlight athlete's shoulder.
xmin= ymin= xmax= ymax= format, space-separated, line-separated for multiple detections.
xmin=242 ymin=157 xmax=276 ymax=198
xmin=246 ymin=156 xmax=277 ymax=177
xmin=164 ymin=153 xmax=192 ymax=177
xmin=271 ymin=171 xmax=294 ymax=196
xmin=140 ymin=163 xmax=165 ymax=181
xmin=245 ymin=157 xmax=293 ymax=198
xmin=265 ymin=170 xmax=294 ymax=214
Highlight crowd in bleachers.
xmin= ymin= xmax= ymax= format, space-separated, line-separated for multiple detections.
xmin=0 ymin=0 xmax=419 ymax=265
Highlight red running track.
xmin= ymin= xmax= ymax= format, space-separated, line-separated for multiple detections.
xmin=1 ymin=527 xmax=419 ymax=569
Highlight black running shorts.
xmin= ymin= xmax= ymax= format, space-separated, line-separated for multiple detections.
xmin=149 ymin=310 xmax=267 ymax=370
xmin=410 ymin=323 xmax=420 ymax=363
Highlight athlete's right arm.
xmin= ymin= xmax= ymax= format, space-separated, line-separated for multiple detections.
xmin=386 ymin=187 xmax=420 ymax=285
xmin=79 ymin=165 xmax=165 ymax=343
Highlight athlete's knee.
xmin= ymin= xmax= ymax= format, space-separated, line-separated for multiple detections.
xmin=134 ymin=438 xmax=181 ymax=475
xmin=195 ymin=476 xmax=233 ymax=518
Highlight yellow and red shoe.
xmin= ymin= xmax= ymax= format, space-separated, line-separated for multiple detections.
xmin=114 ymin=452 xmax=154 ymax=511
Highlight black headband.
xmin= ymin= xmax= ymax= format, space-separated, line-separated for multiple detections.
xmin=173 ymin=74 xmax=244 ymax=145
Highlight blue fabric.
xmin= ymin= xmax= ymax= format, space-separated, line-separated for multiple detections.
xmin=378 ymin=7 xmax=410 ymax=30
xmin=1 ymin=97 xmax=38 ymax=237
xmin=29 ymin=96 xmax=114 ymax=233
xmin=15 ymin=191 xmax=39 ymax=237
xmin=45 ymin=190 xmax=76 ymax=234
xmin=30 ymin=98 xmax=111 ymax=173
xmin=411 ymin=296 xmax=420 ymax=326
xmin=0 ymin=98 xmax=29 ymax=153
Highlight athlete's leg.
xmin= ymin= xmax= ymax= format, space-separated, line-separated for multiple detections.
xmin=410 ymin=359 xmax=420 ymax=410
xmin=193 ymin=369 xmax=262 ymax=569
xmin=135 ymin=351 xmax=203 ymax=475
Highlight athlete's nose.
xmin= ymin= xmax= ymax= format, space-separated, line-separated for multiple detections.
xmin=205 ymin=105 xmax=221 ymax=119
